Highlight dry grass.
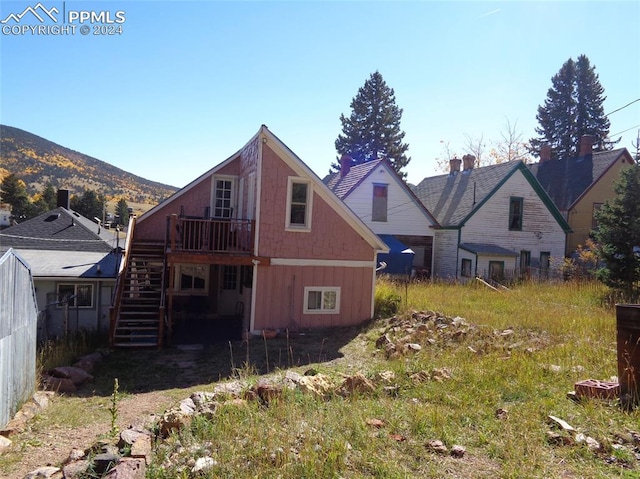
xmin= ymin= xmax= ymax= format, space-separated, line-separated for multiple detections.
xmin=3 ymin=279 xmax=639 ymax=479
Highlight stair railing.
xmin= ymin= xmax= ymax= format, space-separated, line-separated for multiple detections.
xmin=109 ymin=216 xmax=137 ymax=346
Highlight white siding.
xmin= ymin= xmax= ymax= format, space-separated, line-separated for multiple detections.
xmin=433 ymin=230 xmax=459 ymax=279
xmin=462 ymin=171 xmax=566 ymax=264
xmin=343 ymin=164 xmax=435 ymax=237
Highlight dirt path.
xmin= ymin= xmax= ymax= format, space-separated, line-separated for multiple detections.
xmin=3 ymin=328 xmax=366 ymax=478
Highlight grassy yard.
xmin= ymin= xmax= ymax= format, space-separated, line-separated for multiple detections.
xmin=3 ymin=279 xmax=639 ymax=478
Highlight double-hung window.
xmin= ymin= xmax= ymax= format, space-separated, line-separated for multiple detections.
xmin=286 ymin=177 xmax=312 ymax=231
xmin=509 ymin=197 xmax=523 ymax=231
xmin=372 ymin=184 xmax=388 ymax=222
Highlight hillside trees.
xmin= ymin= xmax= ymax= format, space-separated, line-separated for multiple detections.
xmin=335 ymin=71 xmax=410 ymax=178
xmin=530 ymin=55 xmax=615 ymax=159
xmin=1 ymin=173 xmax=37 ymax=220
xmin=593 ymin=165 xmax=640 ymax=300
xmin=71 ymin=190 xmax=106 ymax=220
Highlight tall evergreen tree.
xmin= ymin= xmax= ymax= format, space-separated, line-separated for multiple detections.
xmin=1 ymin=173 xmax=36 ymax=221
xmin=593 ymin=165 xmax=640 ymax=301
xmin=335 ymin=71 xmax=410 ymax=178
xmin=71 ymin=189 xmax=104 ymax=220
xmin=115 ymin=198 xmax=130 ymax=226
xmin=530 ymin=55 xmax=614 ymax=159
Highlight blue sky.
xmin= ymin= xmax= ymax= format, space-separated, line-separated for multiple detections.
xmin=1 ymin=1 xmax=639 ymax=188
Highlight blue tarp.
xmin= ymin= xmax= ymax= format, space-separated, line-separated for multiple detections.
xmin=377 ymin=234 xmax=414 ymax=275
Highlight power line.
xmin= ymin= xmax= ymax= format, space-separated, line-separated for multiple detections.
xmin=610 ymin=124 xmax=640 ymax=137
xmin=606 ymin=98 xmax=640 ymax=117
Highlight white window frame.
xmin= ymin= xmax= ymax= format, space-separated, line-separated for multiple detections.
xmin=210 ymin=175 xmax=237 ymax=219
xmin=285 ymin=177 xmax=313 ymax=232
xmin=174 ymin=264 xmax=209 ymax=295
xmin=56 ymin=283 xmax=94 ymax=309
xmin=303 ymin=286 xmax=340 ymax=314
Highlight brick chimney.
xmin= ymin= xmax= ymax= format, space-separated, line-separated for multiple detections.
xmin=449 ymin=157 xmax=462 ymax=175
xmin=462 ymin=154 xmax=476 ymax=172
xmin=340 ymin=154 xmax=352 ymax=178
xmin=540 ymin=144 xmax=552 ymax=163
xmin=579 ymin=135 xmax=594 ymax=158
xmin=57 ymin=189 xmax=70 ymax=209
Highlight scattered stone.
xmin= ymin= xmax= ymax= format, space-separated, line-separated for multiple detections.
xmin=450 ymin=445 xmax=466 ymax=458
xmin=575 ymin=433 xmax=601 ymax=451
xmin=67 ymin=448 xmax=86 ymax=461
xmin=298 ymin=374 xmax=335 ymax=398
xmin=426 ymin=439 xmax=448 ymax=454
xmin=366 ymin=418 xmax=385 ymax=428
xmin=93 ymin=452 xmax=120 ymax=475
xmin=252 ymin=379 xmax=284 ymax=404
xmin=270 ymin=447 xmax=286 ymax=467
xmin=62 ymin=459 xmax=90 ymax=479
xmin=23 ymin=466 xmax=61 ymax=478
xmin=0 ymin=434 xmax=11 ymax=452
xmin=337 ymin=373 xmax=375 ymax=395
xmin=495 ymin=408 xmax=508 ymax=420
xmin=41 ymin=375 xmax=76 ymax=394
xmin=546 ymin=431 xmax=574 ymax=446
xmin=191 ymin=456 xmax=217 ymax=473
xmin=104 ymin=457 xmax=146 ymax=479
xmin=389 ymin=433 xmax=405 ymax=442
xmin=376 ymin=370 xmax=395 ymax=383
xmin=404 ymin=343 xmax=422 ymax=353
xmin=48 ymin=366 xmax=94 ymax=386
xmin=547 ymin=415 xmax=575 ymax=432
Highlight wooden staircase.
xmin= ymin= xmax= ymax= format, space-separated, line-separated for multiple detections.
xmin=111 ymin=241 xmax=166 ymax=348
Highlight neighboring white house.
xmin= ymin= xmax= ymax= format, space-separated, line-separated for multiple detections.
xmin=324 ymin=157 xmax=439 ymax=277
xmin=412 ymin=156 xmax=571 ymax=281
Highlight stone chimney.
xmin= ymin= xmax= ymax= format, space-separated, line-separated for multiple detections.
xmin=449 ymin=157 xmax=462 ymax=175
xmin=462 ymin=154 xmax=476 ymax=172
xmin=579 ymin=135 xmax=594 ymax=158
xmin=540 ymin=144 xmax=552 ymax=163
xmin=57 ymin=189 xmax=70 ymax=209
xmin=340 ymin=154 xmax=352 ymax=178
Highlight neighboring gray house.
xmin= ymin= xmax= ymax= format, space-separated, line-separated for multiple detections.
xmin=324 ymin=157 xmax=439 ymax=277
xmin=0 ymin=249 xmax=38 ymax=429
xmin=412 ymin=157 xmax=571 ymax=281
xmin=0 ymin=192 xmax=121 ymax=339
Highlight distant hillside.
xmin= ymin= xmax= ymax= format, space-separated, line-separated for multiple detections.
xmin=0 ymin=125 xmax=178 ymax=204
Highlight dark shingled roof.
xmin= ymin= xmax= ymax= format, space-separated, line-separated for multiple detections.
xmin=528 ymin=148 xmax=631 ymax=211
xmin=0 ymin=207 xmax=116 ymax=252
xmin=412 ymin=161 xmax=527 ymax=227
xmin=323 ymin=159 xmax=383 ymax=199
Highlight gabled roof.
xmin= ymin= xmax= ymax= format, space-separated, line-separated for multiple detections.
xmin=323 ymin=160 xmax=383 ymax=199
xmin=138 ymin=125 xmax=389 ymax=253
xmin=0 ymin=207 xmax=117 ymax=252
xmin=323 ymin=158 xmax=439 ymax=227
xmin=412 ymin=161 xmax=570 ymax=231
xmin=528 ymin=148 xmax=633 ymax=211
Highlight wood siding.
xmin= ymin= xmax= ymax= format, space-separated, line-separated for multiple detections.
xmin=566 ymin=158 xmax=633 ymax=255
xmin=253 ymin=264 xmax=373 ymax=330
xmin=258 ymin=145 xmax=374 ymax=261
xmin=433 ymin=230 xmax=459 ymax=278
xmin=343 ymin=164 xmax=436 ymax=236
xmin=461 ymin=172 xmax=566 ymax=267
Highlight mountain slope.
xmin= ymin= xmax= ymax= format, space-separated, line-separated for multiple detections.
xmin=0 ymin=125 xmax=178 ymax=204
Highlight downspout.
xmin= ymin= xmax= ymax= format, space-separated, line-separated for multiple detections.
xmin=250 ymin=134 xmax=265 ymax=333
xmin=456 ymin=228 xmax=462 ymax=279
xmin=370 ymin=251 xmax=377 ymax=318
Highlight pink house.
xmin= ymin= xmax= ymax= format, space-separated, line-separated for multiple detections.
xmin=110 ymin=126 xmax=387 ymax=347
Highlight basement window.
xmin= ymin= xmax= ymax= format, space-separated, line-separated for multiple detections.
xmin=304 ymin=287 xmax=340 ymax=314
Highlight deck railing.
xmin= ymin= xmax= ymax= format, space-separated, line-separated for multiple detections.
xmin=167 ymin=215 xmax=254 ymax=255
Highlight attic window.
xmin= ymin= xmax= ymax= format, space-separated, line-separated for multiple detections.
xmin=286 ymin=177 xmax=312 ymax=231
xmin=509 ymin=197 xmax=523 ymax=231
xmin=372 ymin=184 xmax=388 ymax=222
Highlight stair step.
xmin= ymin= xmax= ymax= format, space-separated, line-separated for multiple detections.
xmin=112 ymin=342 xmax=159 ymax=348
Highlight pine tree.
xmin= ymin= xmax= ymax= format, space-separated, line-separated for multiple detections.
xmin=335 ymin=71 xmax=410 ymax=178
xmin=71 ymin=189 xmax=104 ymax=220
xmin=1 ymin=173 xmax=36 ymax=221
xmin=530 ymin=55 xmax=614 ymax=159
xmin=115 ymin=198 xmax=130 ymax=226
xmin=593 ymin=165 xmax=640 ymax=300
